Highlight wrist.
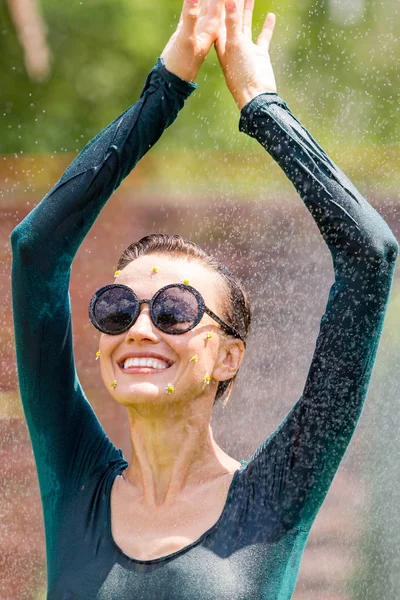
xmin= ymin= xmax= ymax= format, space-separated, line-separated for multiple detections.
xmin=162 ymin=56 xmax=200 ymax=84
xmin=235 ymin=87 xmax=277 ymax=111
xmin=140 ymin=57 xmax=198 ymax=101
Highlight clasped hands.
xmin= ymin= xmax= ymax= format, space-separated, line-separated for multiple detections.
xmin=160 ymin=0 xmax=277 ymax=111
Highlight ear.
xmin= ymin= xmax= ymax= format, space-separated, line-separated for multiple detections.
xmin=212 ymin=337 xmax=245 ymax=382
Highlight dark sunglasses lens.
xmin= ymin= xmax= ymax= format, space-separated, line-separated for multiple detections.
xmin=94 ymin=287 xmax=138 ymax=334
xmin=153 ymin=286 xmax=200 ymax=333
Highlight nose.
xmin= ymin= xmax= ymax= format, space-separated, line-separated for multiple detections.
xmin=124 ymin=304 xmax=159 ymax=343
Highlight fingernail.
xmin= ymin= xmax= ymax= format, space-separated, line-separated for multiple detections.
xmin=187 ymin=0 xmax=198 ymax=4
xmin=226 ymin=0 xmax=236 ymax=9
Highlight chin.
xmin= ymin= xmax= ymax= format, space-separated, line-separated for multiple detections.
xmin=110 ymin=381 xmax=172 ymax=406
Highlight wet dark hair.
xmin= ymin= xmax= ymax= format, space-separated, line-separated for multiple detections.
xmin=116 ymin=234 xmax=251 ymax=406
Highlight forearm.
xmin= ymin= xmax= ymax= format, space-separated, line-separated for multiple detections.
xmin=239 ymin=93 xmax=399 ymax=274
xmin=10 ymin=57 xmax=197 ymax=267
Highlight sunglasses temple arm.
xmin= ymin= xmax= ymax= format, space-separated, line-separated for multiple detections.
xmin=204 ymin=307 xmax=245 ymax=344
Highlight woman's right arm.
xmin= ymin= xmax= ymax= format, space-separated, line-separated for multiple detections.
xmin=9 ymin=58 xmax=197 ymax=500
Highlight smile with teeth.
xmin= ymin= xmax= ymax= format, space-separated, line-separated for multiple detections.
xmin=121 ymin=357 xmax=170 ymax=370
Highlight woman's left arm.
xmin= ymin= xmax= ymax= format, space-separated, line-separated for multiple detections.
xmin=240 ymin=94 xmax=398 ymax=532
xmin=215 ymin=0 xmax=399 ymax=532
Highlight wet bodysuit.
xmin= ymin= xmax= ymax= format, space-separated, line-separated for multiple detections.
xmin=10 ymin=57 xmax=398 ymax=600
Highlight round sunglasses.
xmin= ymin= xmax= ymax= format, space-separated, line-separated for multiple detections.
xmin=88 ymin=283 xmax=245 ymax=342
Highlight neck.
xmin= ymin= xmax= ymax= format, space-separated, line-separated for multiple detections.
xmin=123 ymin=397 xmax=234 ymax=508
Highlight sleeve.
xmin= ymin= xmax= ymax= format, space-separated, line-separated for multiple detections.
xmin=9 ymin=57 xmax=198 ymax=500
xmin=238 ymin=92 xmax=399 ymax=532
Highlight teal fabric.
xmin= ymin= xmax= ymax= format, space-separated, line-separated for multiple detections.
xmin=10 ymin=57 xmax=398 ymax=599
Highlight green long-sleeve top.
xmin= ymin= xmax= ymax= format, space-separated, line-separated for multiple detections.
xmin=10 ymin=57 xmax=398 ymax=599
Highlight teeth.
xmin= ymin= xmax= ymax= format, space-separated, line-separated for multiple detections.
xmin=123 ymin=357 xmax=169 ymax=370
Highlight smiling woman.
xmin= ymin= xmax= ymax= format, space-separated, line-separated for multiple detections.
xmin=9 ymin=0 xmax=399 ymax=598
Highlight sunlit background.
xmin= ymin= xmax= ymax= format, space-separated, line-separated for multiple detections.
xmin=0 ymin=0 xmax=399 ymax=599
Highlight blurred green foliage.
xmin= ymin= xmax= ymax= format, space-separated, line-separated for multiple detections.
xmin=0 ymin=0 xmax=399 ymax=154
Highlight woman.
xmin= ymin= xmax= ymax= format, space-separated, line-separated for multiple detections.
xmin=10 ymin=0 xmax=398 ymax=598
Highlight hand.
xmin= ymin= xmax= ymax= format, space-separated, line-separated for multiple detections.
xmin=160 ymin=0 xmax=224 ymax=83
xmin=215 ymin=0 xmax=277 ymax=110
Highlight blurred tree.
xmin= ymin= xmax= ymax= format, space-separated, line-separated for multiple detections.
xmin=290 ymin=0 xmax=400 ymax=143
xmin=6 ymin=0 xmax=51 ymax=82
xmin=0 ymin=0 xmax=399 ymax=153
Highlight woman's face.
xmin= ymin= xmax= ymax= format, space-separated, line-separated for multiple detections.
xmin=98 ymin=253 xmax=243 ymax=409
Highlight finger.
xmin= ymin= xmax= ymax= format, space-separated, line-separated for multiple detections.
xmin=214 ymin=5 xmax=227 ymax=53
xmin=207 ymin=0 xmax=225 ymax=20
xmin=224 ymin=0 xmax=240 ymax=42
xmin=181 ymin=0 xmax=201 ymax=37
xmin=257 ymin=12 xmax=276 ymax=50
xmin=237 ymin=0 xmax=245 ymax=29
xmin=242 ymin=0 xmax=254 ymax=39
xmin=203 ymin=0 xmax=225 ymax=39
xmin=199 ymin=0 xmax=208 ymax=19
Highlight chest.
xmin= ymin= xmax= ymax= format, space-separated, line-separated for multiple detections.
xmin=110 ymin=475 xmax=235 ymax=561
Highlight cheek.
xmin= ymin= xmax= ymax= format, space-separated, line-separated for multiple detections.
xmin=98 ymin=335 xmax=108 ymax=357
xmin=98 ymin=333 xmax=120 ymax=361
xmin=98 ymin=336 xmax=110 ymax=371
xmin=180 ymin=334 xmax=219 ymax=369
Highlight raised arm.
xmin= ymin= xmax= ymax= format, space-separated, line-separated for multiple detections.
xmin=9 ymin=0 xmax=225 ymax=501
xmin=216 ymin=0 xmax=399 ymax=532
xmin=9 ymin=58 xmax=197 ymax=499
xmin=240 ymin=94 xmax=398 ymax=532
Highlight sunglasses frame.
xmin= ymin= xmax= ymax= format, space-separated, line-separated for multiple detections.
xmin=88 ymin=283 xmax=245 ymax=343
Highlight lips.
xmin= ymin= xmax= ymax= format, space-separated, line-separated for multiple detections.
xmin=119 ymin=365 xmax=170 ymax=375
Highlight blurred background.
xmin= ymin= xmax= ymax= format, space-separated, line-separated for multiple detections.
xmin=0 ymin=0 xmax=399 ymax=598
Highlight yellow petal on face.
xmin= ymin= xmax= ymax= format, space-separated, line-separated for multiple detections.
xmin=114 ymin=270 xmax=121 ymax=277
xmin=110 ymin=380 xmax=117 ymax=389
xmin=204 ymin=373 xmax=211 ymax=384
xmin=152 ymin=266 xmax=159 ymax=273
xmin=183 ymin=279 xmax=190 ymax=285
xmin=165 ymin=383 xmax=175 ymax=394
xmin=205 ymin=332 xmax=213 ymax=340
xmin=95 ymin=350 xmax=101 ymax=360
xmin=190 ymin=354 xmax=198 ymax=363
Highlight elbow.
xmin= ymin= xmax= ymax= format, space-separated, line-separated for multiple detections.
xmin=10 ymin=225 xmax=39 ymax=260
xmin=362 ymin=230 xmax=399 ymax=265
xmin=10 ymin=225 xmax=54 ymax=274
xmin=388 ymin=237 xmax=399 ymax=261
xmin=379 ymin=236 xmax=399 ymax=264
xmin=10 ymin=226 xmax=24 ymax=253
xmin=375 ymin=216 xmax=399 ymax=263
xmin=349 ymin=236 xmax=399 ymax=278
